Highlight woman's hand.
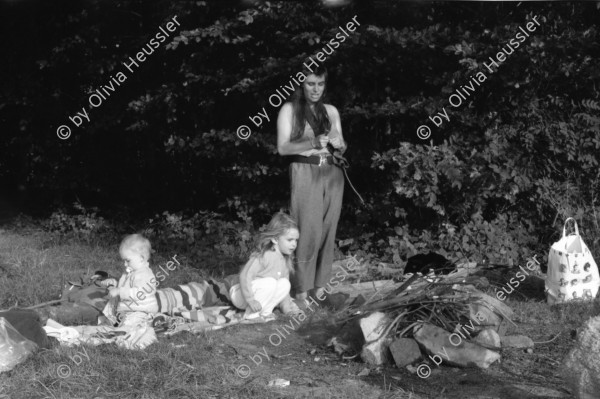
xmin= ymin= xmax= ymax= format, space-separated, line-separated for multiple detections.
xmin=108 ymin=288 xmax=120 ymax=298
xmin=247 ymin=299 xmax=262 ymax=313
xmin=314 ymin=134 xmax=329 ymax=149
xmin=328 ymin=136 xmax=344 ymax=150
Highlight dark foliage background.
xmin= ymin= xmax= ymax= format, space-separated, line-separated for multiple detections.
xmin=1 ymin=0 xmax=600 ymax=267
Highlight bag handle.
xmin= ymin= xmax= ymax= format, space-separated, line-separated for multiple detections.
xmin=562 ymin=217 xmax=580 ymax=238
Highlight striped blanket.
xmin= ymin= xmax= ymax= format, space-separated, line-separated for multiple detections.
xmin=59 ymin=273 xmax=241 ymax=324
xmin=155 ymin=282 xmax=207 ymax=314
xmin=153 ymin=275 xmax=239 ymax=315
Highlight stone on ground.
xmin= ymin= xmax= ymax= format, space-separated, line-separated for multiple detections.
xmin=413 ymin=323 xmax=501 ymax=369
xmin=500 ymin=335 xmax=534 ymax=349
xmin=473 ymin=328 xmax=501 ymax=350
xmin=496 ymin=318 xmax=511 ymax=336
xmin=468 ymin=303 xmax=503 ymax=329
xmin=359 ymin=312 xmax=392 ymax=365
xmin=359 ymin=312 xmax=391 ymax=342
xmin=361 ymin=337 xmax=392 ymax=365
xmin=389 ymin=338 xmax=422 ymax=367
xmin=457 ymin=285 xmax=514 ymax=334
xmin=563 ymin=315 xmax=600 ymax=399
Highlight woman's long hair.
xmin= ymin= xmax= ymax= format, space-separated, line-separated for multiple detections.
xmin=290 ymin=62 xmax=331 ymax=142
xmin=252 ymin=212 xmax=298 ymax=274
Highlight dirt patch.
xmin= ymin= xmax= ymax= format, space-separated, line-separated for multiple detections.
xmin=187 ymin=305 xmax=572 ymax=399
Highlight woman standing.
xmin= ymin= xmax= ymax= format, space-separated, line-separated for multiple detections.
xmin=276 ymin=63 xmax=346 ymax=303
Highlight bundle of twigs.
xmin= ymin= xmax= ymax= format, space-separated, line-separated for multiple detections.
xmin=333 ymin=268 xmax=497 ymax=338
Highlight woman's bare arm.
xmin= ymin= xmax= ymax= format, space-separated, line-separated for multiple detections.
xmin=326 ymin=105 xmax=347 ymax=153
xmin=277 ymin=103 xmax=322 ymax=155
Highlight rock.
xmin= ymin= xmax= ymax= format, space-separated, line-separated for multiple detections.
xmin=356 ymin=367 xmax=370 ymax=377
xmin=359 ymin=312 xmax=391 ymax=342
xmin=455 ymin=284 xmax=514 ymax=332
xmin=359 ymin=312 xmax=392 ymax=365
xmin=389 ymin=338 xmax=422 ymax=367
xmin=467 ymin=303 xmax=515 ymax=336
xmin=468 ymin=303 xmax=503 ymax=329
xmin=500 ymin=335 xmax=534 ymax=349
xmin=473 ymin=328 xmax=501 ymax=350
xmin=413 ymin=323 xmax=501 ymax=369
xmin=461 ymin=285 xmax=514 ymax=317
xmin=361 ymin=337 xmax=392 ymax=365
xmin=563 ymin=315 xmax=600 ymax=399
xmin=405 ymin=364 xmax=418 ymax=374
xmin=496 ymin=318 xmax=511 ymax=336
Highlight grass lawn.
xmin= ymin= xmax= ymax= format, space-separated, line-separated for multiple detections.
xmin=0 ymin=225 xmax=596 ymax=398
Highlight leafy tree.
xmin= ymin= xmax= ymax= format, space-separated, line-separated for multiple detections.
xmin=1 ymin=1 xmax=599 ymax=267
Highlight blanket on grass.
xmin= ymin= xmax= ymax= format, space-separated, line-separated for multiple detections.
xmin=45 ymin=305 xmax=269 ymax=350
xmin=154 ymin=275 xmax=239 ymax=315
xmin=40 ymin=275 xmax=241 ymax=325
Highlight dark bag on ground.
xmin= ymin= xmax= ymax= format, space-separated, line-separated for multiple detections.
xmin=404 ymin=252 xmax=455 ymax=275
xmin=0 ymin=309 xmax=50 ymax=349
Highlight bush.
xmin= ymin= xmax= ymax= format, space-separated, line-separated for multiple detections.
xmin=144 ymin=209 xmax=255 ymax=262
xmin=45 ymin=202 xmax=109 ymax=242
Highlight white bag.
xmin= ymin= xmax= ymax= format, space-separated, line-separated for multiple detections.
xmin=546 ymin=218 xmax=600 ymax=304
xmin=0 ymin=318 xmax=38 ymax=373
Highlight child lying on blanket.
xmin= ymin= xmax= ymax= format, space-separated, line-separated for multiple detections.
xmin=229 ymin=212 xmax=301 ymax=320
xmin=100 ymin=234 xmax=158 ymax=327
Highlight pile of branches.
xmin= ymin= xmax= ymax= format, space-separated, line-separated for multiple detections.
xmin=333 ymin=267 xmax=510 ymax=339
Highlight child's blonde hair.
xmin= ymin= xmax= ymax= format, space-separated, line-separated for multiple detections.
xmin=119 ymin=234 xmax=151 ymax=261
xmin=254 ymin=212 xmax=298 ymax=274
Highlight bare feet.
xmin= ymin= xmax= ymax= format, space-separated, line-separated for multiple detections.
xmin=314 ymin=287 xmax=325 ymax=298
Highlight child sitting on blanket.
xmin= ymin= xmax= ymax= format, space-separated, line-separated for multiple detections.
xmin=230 ymin=212 xmax=301 ymax=320
xmin=100 ymin=234 xmax=158 ymax=327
